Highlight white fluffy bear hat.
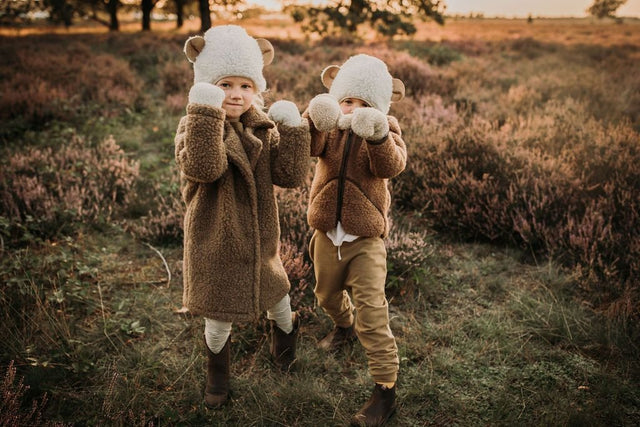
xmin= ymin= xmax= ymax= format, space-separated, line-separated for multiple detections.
xmin=322 ymin=54 xmax=405 ymax=114
xmin=184 ymin=25 xmax=274 ymax=92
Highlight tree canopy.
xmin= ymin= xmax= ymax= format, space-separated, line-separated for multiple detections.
xmin=0 ymin=0 xmax=244 ymax=31
xmin=287 ymin=0 xmax=446 ymax=38
xmin=587 ymin=0 xmax=627 ymax=19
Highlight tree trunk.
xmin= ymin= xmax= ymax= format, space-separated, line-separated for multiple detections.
xmin=142 ymin=0 xmax=153 ymax=31
xmin=108 ymin=0 xmax=119 ymax=31
xmin=49 ymin=0 xmax=74 ymax=27
xmin=175 ymin=0 xmax=184 ymax=28
xmin=198 ymin=0 xmax=211 ymax=32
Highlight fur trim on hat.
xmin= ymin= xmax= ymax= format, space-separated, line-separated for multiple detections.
xmin=326 ymin=54 xmax=393 ymax=114
xmin=188 ymin=25 xmax=269 ymax=92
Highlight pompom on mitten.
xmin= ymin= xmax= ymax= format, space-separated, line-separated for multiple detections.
xmin=351 ymin=107 xmax=389 ymax=142
xmin=268 ymin=100 xmax=303 ymax=127
xmin=308 ymin=94 xmax=341 ymax=132
xmin=188 ymin=82 xmax=225 ymax=108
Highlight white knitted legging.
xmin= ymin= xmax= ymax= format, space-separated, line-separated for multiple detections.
xmin=204 ymin=294 xmax=293 ymax=354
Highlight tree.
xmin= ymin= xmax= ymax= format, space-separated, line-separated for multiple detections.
xmin=81 ymin=0 xmax=120 ymax=31
xmin=587 ymin=0 xmax=627 ymax=19
xmin=153 ymin=0 xmax=193 ymax=29
xmin=105 ymin=0 xmax=119 ymax=30
xmin=44 ymin=0 xmax=75 ymax=26
xmin=141 ymin=0 xmax=158 ymax=30
xmin=1 ymin=0 xmax=122 ymax=30
xmin=0 ymin=0 xmax=36 ymax=25
xmin=198 ymin=0 xmax=210 ymax=31
xmin=287 ymin=0 xmax=445 ymax=38
xmin=174 ymin=0 xmax=186 ymax=28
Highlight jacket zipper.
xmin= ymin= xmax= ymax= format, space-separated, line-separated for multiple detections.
xmin=336 ymin=131 xmax=354 ymax=223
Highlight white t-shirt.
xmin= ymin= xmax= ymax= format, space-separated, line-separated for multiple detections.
xmin=326 ymin=221 xmax=359 ymax=260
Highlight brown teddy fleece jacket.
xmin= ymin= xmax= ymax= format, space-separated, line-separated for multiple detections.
xmin=175 ymin=103 xmax=310 ymax=322
xmin=304 ymin=113 xmax=407 ymax=238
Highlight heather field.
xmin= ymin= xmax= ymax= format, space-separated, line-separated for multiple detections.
xmin=1 ymin=16 xmax=639 ymax=426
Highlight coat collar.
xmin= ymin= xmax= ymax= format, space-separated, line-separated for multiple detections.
xmin=241 ymin=105 xmax=274 ymax=131
xmin=224 ymin=105 xmax=273 ymax=174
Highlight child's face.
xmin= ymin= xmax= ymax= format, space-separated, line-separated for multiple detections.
xmin=215 ymin=76 xmax=256 ymax=120
xmin=339 ymin=98 xmax=369 ymax=115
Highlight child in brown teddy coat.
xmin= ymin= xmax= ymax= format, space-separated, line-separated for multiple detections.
xmin=175 ymin=25 xmax=310 ymax=408
xmin=304 ymin=53 xmax=407 ymax=426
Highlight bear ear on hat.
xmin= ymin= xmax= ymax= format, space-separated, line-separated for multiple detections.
xmin=321 ymin=65 xmax=340 ymax=90
xmin=391 ymin=78 xmax=405 ymax=102
xmin=184 ymin=36 xmax=205 ymax=63
xmin=257 ymin=39 xmax=274 ymax=66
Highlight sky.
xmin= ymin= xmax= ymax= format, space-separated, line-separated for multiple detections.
xmin=250 ymin=0 xmax=640 ymax=18
xmin=444 ymin=0 xmax=640 ymax=18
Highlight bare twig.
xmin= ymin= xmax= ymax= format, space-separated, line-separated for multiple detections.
xmin=144 ymin=242 xmax=171 ymax=287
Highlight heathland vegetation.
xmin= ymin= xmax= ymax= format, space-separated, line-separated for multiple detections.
xmin=1 ymin=16 xmax=639 ymax=425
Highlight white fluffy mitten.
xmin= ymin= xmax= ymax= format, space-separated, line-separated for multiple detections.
xmin=351 ymin=107 xmax=389 ymax=142
xmin=268 ymin=100 xmax=303 ymax=127
xmin=188 ymin=82 xmax=225 ymax=108
xmin=308 ymin=94 xmax=341 ymax=132
xmin=338 ymin=113 xmax=352 ymax=130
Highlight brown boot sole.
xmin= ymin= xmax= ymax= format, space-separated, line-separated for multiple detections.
xmin=350 ymin=405 xmax=396 ymax=426
xmin=204 ymin=391 xmax=229 ymax=409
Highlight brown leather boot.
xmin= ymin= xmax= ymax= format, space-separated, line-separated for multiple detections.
xmin=270 ymin=312 xmax=300 ymax=372
xmin=350 ymin=383 xmax=397 ymax=426
xmin=204 ymin=337 xmax=230 ymax=409
xmin=318 ymin=324 xmax=356 ymax=353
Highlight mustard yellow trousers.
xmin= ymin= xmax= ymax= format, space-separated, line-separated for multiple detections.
xmin=309 ymin=230 xmax=399 ymax=384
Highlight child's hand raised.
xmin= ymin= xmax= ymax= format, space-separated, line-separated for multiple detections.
xmin=351 ymin=107 xmax=389 ymax=142
xmin=188 ymin=82 xmax=225 ymax=108
xmin=268 ymin=100 xmax=303 ymax=127
xmin=308 ymin=94 xmax=341 ymax=132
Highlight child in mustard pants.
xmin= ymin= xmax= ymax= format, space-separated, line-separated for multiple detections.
xmin=304 ymin=54 xmax=407 ymax=426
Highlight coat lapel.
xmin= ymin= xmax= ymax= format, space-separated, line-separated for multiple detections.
xmin=222 ymin=106 xmax=275 ymax=198
xmin=239 ymin=106 xmax=274 ymax=171
xmin=224 ymin=121 xmax=254 ymax=180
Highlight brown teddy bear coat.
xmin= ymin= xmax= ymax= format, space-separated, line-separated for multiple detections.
xmin=175 ymin=103 xmax=310 ymax=322
xmin=304 ymin=114 xmax=406 ymax=237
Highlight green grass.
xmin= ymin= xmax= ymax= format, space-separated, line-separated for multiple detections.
xmin=2 ymin=229 xmax=638 ymax=425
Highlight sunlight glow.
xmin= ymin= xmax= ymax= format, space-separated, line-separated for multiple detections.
xmin=248 ymin=0 xmax=640 ymax=18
